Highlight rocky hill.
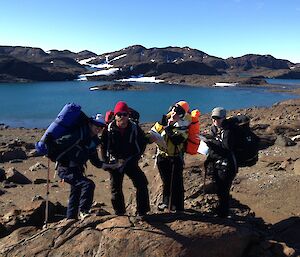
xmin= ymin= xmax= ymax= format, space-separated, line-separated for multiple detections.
xmin=1 ymin=44 xmax=299 ymax=84
xmin=0 ymin=98 xmax=299 ymax=256
xmin=0 ymin=46 xmax=96 ymax=82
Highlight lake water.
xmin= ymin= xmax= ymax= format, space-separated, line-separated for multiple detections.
xmin=0 ymin=79 xmax=299 ymax=128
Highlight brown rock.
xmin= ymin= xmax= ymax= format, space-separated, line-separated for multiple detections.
xmin=293 ymin=159 xmax=300 ymax=176
xmin=0 ymin=148 xmax=27 ymax=163
xmin=0 ymin=201 xmax=55 ymax=235
xmin=96 ymin=216 xmax=132 ymax=231
xmin=275 ymin=135 xmax=297 ymax=147
xmin=5 ymin=167 xmax=31 ymax=184
xmin=0 ymin=168 xmax=5 ymax=181
xmin=29 ymin=162 xmax=47 ymax=172
xmin=98 ymin=216 xmax=257 ymax=257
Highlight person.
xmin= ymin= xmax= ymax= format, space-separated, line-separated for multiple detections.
xmin=150 ymin=100 xmax=191 ymax=212
xmin=55 ymin=114 xmax=118 ymax=220
xmin=204 ymin=107 xmax=238 ymax=218
xmin=101 ymin=101 xmax=150 ymax=217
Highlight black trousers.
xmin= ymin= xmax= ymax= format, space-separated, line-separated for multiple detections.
xmin=110 ymin=162 xmax=150 ymax=216
xmin=210 ymin=161 xmax=237 ymax=217
xmin=157 ymin=155 xmax=184 ymax=211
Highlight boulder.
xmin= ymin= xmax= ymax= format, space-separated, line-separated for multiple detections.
xmin=29 ymin=162 xmax=47 ymax=172
xmin=5 ymin=167 xmax=31 ymax=184
xmin=271 ymin=217 xmax=300 ymax=255
xmin=0 ymin=148 xmax=27 ymax=163
xmin=33 ymin=178 xmax=47 ymax=184
xmin=0 ymin=214 xmax=258 ymax=257
xmin=275 ymin=135 xmax=296 ymax=147
xmin=291 ymin=135 xmax=300 ymax=142
xmin=0 ymin=200 xmax=56 ymax=236
xmin=0 ymin=168 xmax=5 ymax=181
xmin=0 ymin=213 xmax=297 ymax=257
xmin=0 ymin=189 xmax=6 ymax=196
xmin=96 ymin=215 xmax=257 ymax=257
xmin=293 ymin=159 xmax=300 ymax=176
xmin=0 ymin=223 xmax=8 ymax=239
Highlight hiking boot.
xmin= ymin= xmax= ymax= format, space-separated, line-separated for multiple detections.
xmin=79 ymin=211 xmax=91 ymax=220
xmin=157 ymin=203 xmax=168 ymax=212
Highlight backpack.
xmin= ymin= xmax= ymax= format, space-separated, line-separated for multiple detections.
xmin=35 ymin=103 xmax=89 ymax=162
xmin=186 ymin=109 xmax=201 ymax=155
xmin=228 ymin=114 xmax=260 ymax=167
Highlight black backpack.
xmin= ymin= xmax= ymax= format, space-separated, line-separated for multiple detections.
xmin=128 ymin=107 xmax=140 ymax=124
xmin=228 ymin=115 xmax=260 ymax=167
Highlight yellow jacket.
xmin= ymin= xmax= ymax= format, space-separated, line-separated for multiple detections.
xmin=151 ymin=114 xmax=191 ymax=157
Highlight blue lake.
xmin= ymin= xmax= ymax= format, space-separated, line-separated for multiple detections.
xmin=0 ymin=79 xmax=299 ymax=128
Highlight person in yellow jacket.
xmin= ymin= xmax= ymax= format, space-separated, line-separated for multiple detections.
xmin=150 ymin=101 xmax=191 ymax=212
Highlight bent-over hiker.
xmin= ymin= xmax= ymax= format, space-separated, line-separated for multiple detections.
xmin=101 ymin=101 xmax=150 ymax=217
xmin=204 ymin=107 xmax=238 ymax=218
xmin=150 ymin=101 xmax=191 ymax=212
xmin=55 ymin=114 xmax=118 ymax=219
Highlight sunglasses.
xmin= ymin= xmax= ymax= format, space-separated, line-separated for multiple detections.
xmin=116 ymin=112 xmax=129 ymax=117
xmin=212 ymin=116 xmax=222 ymax=120
xmin=172 ymin=105 xmax=185 ymax=118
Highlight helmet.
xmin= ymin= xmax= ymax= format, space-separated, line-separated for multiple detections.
xmin=175 ymin=101 xmax=190 ymax=113
xmin=90 ymin=113 xmax=106 ymax=127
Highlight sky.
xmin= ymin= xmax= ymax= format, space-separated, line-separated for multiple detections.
xmin=1 ymin=0 xmax=300 ymax=63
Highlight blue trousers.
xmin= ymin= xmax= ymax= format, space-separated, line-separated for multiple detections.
xmin=58 ymin=166 xmax=95 ymax=219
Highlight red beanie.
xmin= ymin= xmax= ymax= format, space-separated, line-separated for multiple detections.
xmin=114 ymin=101 xmax=129 ymax=114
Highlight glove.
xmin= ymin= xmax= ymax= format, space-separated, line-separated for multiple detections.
xmin=160 ymin=115 xmax=168 ymax=126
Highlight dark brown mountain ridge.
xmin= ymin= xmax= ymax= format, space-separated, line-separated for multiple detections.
xmin=0 ymin=44 xmax=299 ymax=83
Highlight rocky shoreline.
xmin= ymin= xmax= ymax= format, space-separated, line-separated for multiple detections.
xmin=0 ymin=98 xmax=299 ymax=256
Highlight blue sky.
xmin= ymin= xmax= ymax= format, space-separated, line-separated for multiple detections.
xmin=1 ymin=0 xmax=300 ymax=63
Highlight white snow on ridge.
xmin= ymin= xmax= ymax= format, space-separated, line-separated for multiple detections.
xmin=110 ymin=54 xmax=127 ymax=62
xmin=78 ymin=57 xmax=97 ymax=65
xmin=77 ymin=68 xmax=119 ymax=81
xmin=117 ymin=76 xmax=164 ymax=83
xmin=90 ymin=63 xmax=114 ymax=69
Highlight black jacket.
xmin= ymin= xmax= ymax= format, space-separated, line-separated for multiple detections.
xmin=101 ymin=120 xmax=147 ymax=162
xmin=54 ymin=124 xmax=103 ymax=168
xmin=206 ymin=119 xmax=237 ymax=169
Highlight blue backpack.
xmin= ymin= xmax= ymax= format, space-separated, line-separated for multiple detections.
xmin=35 ymin=103 xmax=89 ymax=161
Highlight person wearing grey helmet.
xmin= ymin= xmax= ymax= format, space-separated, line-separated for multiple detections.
xmin=204 ymin=107 xmax=238 ymax=218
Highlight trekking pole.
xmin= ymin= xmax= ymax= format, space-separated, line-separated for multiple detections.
xmin=168 ymin=158 xmax=175 ymax=212
xmin=44 ymin=158 xmax=50 ymax=228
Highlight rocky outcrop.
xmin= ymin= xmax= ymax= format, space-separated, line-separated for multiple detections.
xmin=0 ymin=46 xmax=91 ymax=82
xmin=276 ymin=70 xmax=300 ymax=79
xmin=0 ymin=148 xmax=27 ymax=163
xmin=89 ymin=83 xmax=143 ymax=91
xmin=226 ymin=54 xmax=292 ymax=70
xmin=5 ymin=167 xmax=31 ymax=184
xmin=0 ymin=214 xmax=297 ymax=257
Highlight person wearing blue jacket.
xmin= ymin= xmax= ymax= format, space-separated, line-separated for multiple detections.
xmin=55 ymin=114 xmax=118 ymax=219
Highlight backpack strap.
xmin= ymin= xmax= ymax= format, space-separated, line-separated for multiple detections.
xmin=106 ymin=121 xmax=114 ymax=161
xmin=55 ymin=126 xmax=84 ymax=163
xmin=129 ymin=120 xmax=141 ymax=154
